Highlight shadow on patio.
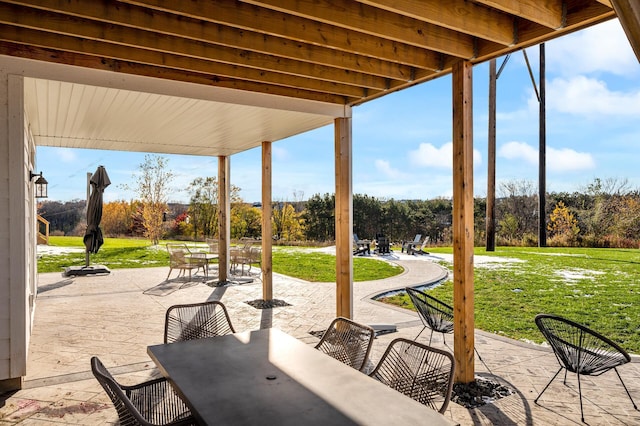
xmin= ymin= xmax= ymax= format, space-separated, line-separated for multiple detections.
xmin=1 ymin=259 xmax=639 ymax=425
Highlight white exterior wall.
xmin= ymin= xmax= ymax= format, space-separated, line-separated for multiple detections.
xmin=0 ymin=72 xmax=35 ymax=389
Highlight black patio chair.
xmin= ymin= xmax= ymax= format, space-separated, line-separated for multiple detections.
xmin=91 ymin=356 xmax=196 ymax=426
xmin=406 ymin=287 xmax=484 ymax=362
xmin=369 ymin=338 xmax=455 ymax=414
xmin=164 ymin=301 xmax=236 ymax=343
xmin=314 ymin=317 xmax=375 ymax=372
xmin=374 ymin=233 xmax=391 ymax=254
xmin=534 ymin=314 xmax=638 ymax=422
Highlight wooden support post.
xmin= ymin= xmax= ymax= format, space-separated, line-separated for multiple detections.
xmin=486 ymin=59 xmax=496 ymax=252
xmin=218 ymin=156 xmax=230 ymax=283
xmin=261 ymin=141 xmax=273 ymax=301
xmin=334 ymin=117 xmax=353 ymax=319
xmin=452 ymin=60 xmax=475 ymax=384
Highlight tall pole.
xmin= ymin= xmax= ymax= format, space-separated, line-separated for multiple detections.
xmin=538 ymin=44 xmax=547 ymax=247
xmin=486 ymin=59 xmax=496 ymax=251
xmin=85 ymin=172 xmax=91 ymax=267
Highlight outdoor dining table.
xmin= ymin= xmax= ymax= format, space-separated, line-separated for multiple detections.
xmin=187 ymin=252 xmax=218 ymax=278
xmin=147 ymin=327 xmax=457 ymax=426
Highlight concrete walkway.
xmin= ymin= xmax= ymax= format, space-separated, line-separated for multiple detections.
xmin=1 ymin=249 xmax=639 ymax=425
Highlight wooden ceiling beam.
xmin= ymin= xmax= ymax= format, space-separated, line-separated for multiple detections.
xmin=240 ymin=0 xmax=475 ymax=58
xmin=492 ymin=3 xmax=615 ymax=58
xmin=6 ymin=0 xmax=435 ymax=77
xmin=0 ymin=0 xmax=618 ymax=105
xmin=474 ymin=0 xmax=565 ymax=29
xmin=356 ymin=0 xmax=516 ymax=45
xmin=0 ymin=41 xmax=351 ymax=104
xmin=120 ymin=0 xmax=473 ymax=59
xmin=114 ymin=0 xmax=446 ymax=68
xmin=0 ymin=25 xmax=375 ymax=99
xmin=475 ymin=8 xmax=615 ymax=62
xmin=0 ymin=4 xmax=397 ymax=90
xmin=565 ymin=2 xmax=616 ymax=26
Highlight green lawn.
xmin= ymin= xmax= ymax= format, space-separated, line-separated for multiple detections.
xmin=39 ymin=236 xmax=401 ymax=282
xmin=380 ymin=246 xmax=640 ymax=353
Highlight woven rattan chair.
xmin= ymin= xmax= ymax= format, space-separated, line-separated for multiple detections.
xmin=91 ymin=356 xmax=196 ymax=426
xmin=164 ymin=301 xmax=236 ymax=344
xmin=314 ymin=317 xmax=375 ymax=372
xmin=166 ymin=243 xmax=205 ymax=281
xmin=369 ymin=338 xmax=455 ymax=414
xmin=534 ymin=314 xmax=638 ymax=422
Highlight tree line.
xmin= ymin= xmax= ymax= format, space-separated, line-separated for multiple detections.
xmin=37 ymin=155 xmax=640 ymax=248
xmin=39 ymin=177 xmax=640 ymax=249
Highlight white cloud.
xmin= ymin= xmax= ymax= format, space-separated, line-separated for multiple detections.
xmin=272 ymin=146 xmax=290 ymax=162
xmin=546 ymin=20 xmax=638 ymax=77
xmin=498 ymin=141 xmax=595 ymax=172
xmin=499 ymin=141 xmax=538 ymax=164
xmin=56 ymin=148 xmax=78 ymax=163
xmin=374 ymin=159 xmax=407 ymax=179
xmin=543 ymin=76 xmax=640 ymax=117
xmin=409 ymin=142 xmax=482 ymax=168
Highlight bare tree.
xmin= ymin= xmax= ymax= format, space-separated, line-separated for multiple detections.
xmin=123 ymin=155 xmax=174 ymax=245
xmin=497 ymin=179 xmax=538 ymax=240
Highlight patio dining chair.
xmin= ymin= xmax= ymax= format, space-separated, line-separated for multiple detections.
xmin=314 ymin=317 xmax=375 ymax=372
xmin=165 ymin=243 xmax=206 ymax=281
xmin=368 ymin=338 xmax=455 ymax=414
xmin=534 ymin=314 xmax=638 ymax=422
xmin=406 ymin=287 xmax=484 ymax=362
xmin=246 ymin=245 xmax=262 ymax=273
xmin=91 ymin=356 xmax=196 ymax=426
xmin=164 ymin=301 xmax=236 ymax=343
xmin=205 ymin=238 xmax=218 ymax=255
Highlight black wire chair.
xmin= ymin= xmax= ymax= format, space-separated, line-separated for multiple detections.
xmin=534 ymin=314 xmax=638 ymax=422
xmin=164 ymin=301 xmax=236 ymax=343
xmin=315 ymin=317 xmax=375 ymax=372
xmin=368 ymin=338 xmax=455 ymax=414
xmin=405 ymin=287 xmax=484 ymax=363
xmin=91 ymin=356 xmax=196 ymax=426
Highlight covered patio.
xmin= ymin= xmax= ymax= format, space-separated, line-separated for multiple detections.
xmin=1 ymin=0 xmax=640 ymax=403
xmin=2 ymin=255 xmax=639 ymax=424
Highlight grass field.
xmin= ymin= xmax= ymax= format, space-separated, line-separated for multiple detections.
xmin=39 ymin=236 xmax=401 ymax=282
xmin=381 ymin=246 xmax=640 ymax=353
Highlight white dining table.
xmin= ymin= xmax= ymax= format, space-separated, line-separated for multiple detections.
xmin=147 ymin=327 xmax=458 ymax=426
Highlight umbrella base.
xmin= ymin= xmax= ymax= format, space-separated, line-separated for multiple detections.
xmin=63 ymin=265 xmax=111 ymax=277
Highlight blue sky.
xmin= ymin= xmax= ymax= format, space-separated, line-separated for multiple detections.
xmin=37 ymin=19 xmax=640 ymax=204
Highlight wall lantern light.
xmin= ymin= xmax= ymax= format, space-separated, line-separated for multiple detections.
xmin=29 ymin=171 xmax=48 ymax=199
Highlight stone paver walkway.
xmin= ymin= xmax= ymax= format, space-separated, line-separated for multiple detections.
xmin=1 ymin=249 xmax=639 ymax=425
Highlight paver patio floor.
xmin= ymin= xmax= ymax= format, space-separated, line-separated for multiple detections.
xmin=1 ymin=250 xmax=639 ymax=425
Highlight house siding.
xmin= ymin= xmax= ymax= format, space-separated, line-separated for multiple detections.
xmin=0 ymin=71 xmax=33 ymax=388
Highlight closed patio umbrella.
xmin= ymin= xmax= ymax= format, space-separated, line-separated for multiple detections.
xmin=83 ymin=166 xmax=111 ymax=260
xmin=65 ymin=166 xmax=112 ymax=276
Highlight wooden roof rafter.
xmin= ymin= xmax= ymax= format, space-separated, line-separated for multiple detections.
xmin=0 ymin=0 xmax=619 ymax=106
